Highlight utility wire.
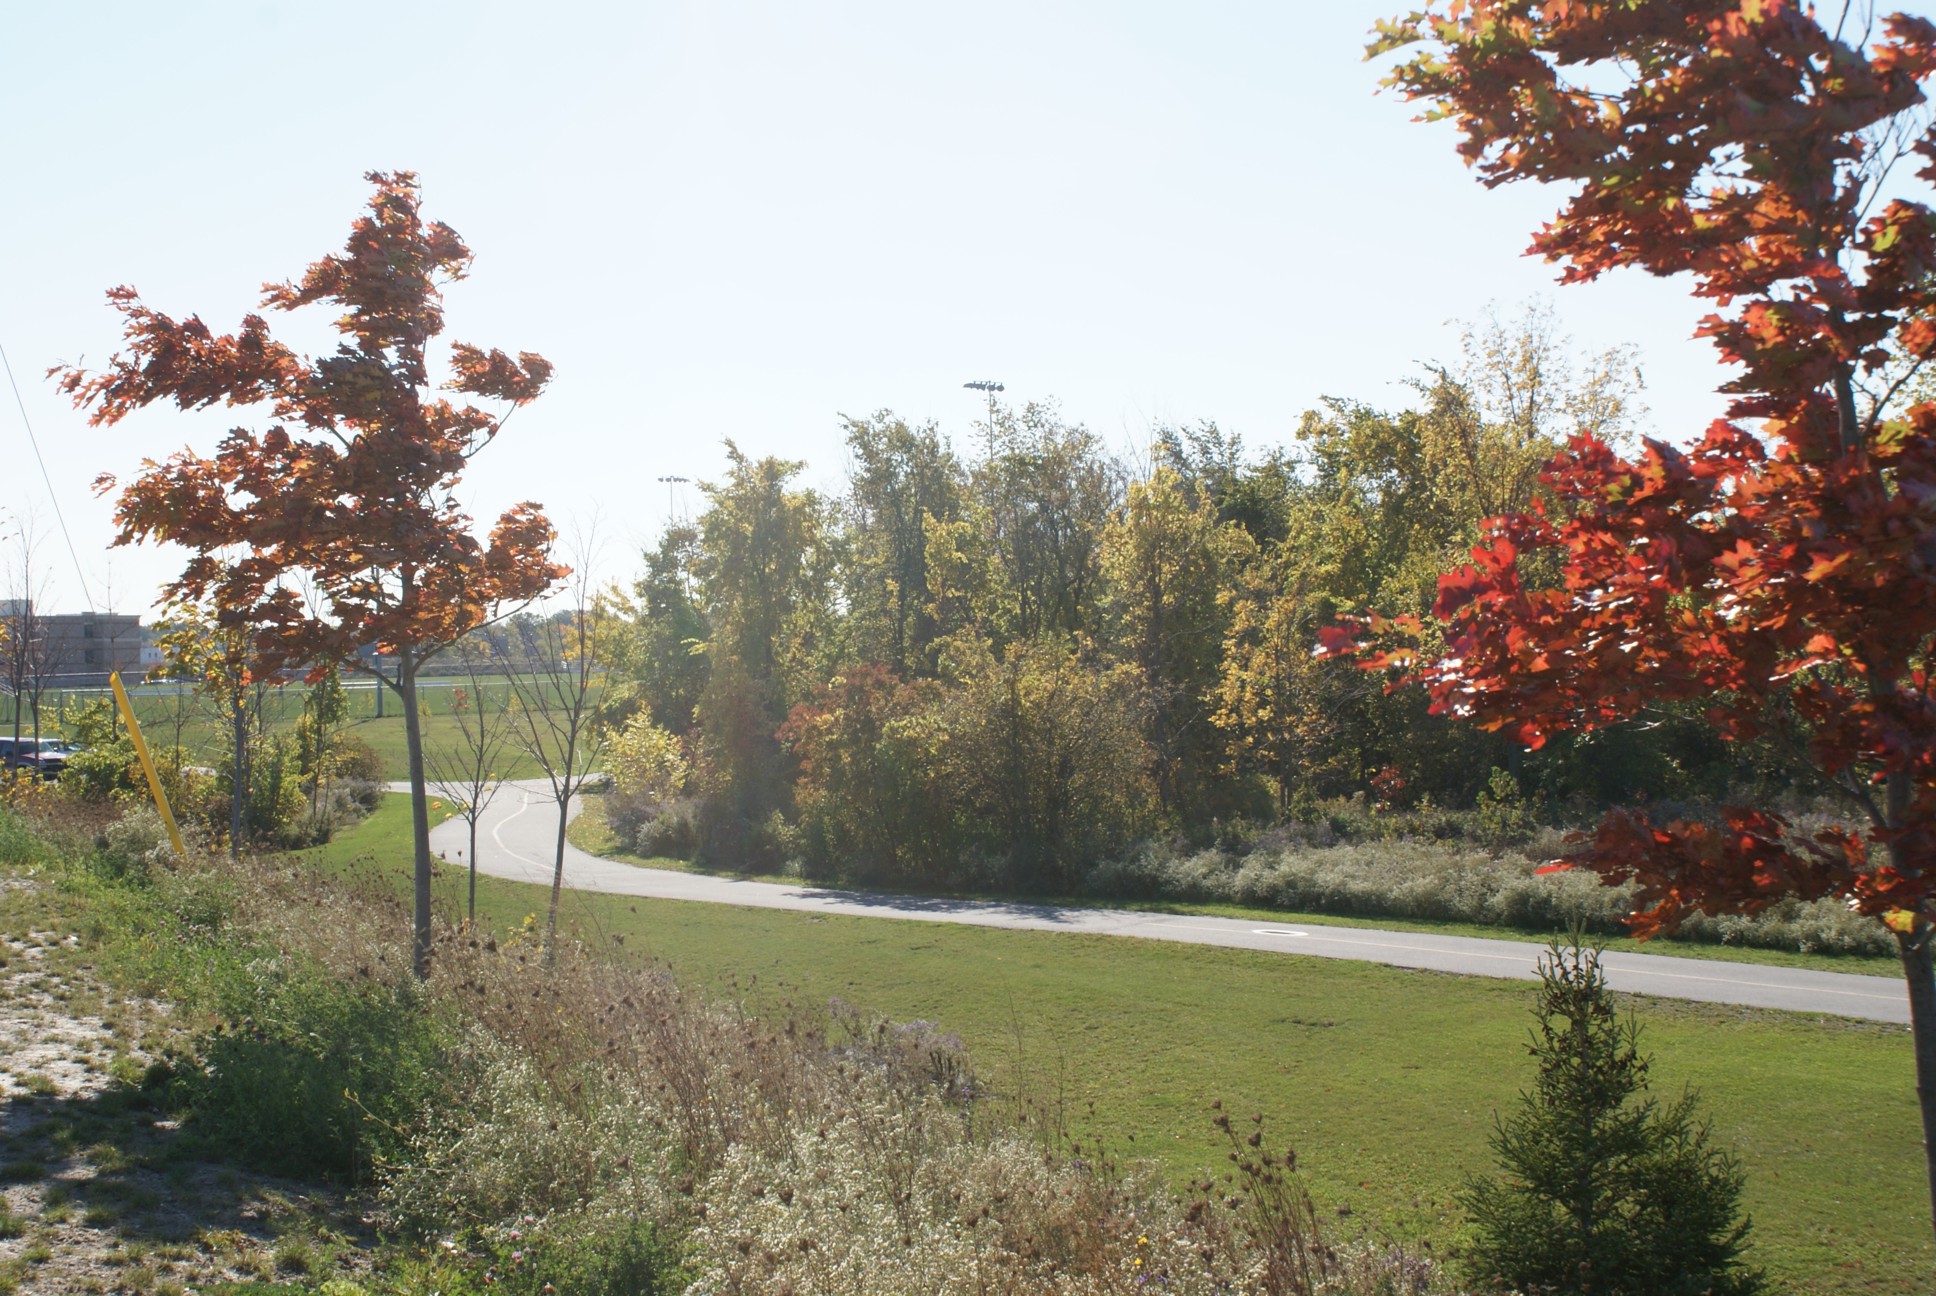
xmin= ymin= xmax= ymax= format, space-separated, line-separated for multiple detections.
xmin=1 ymin=343 xmax=94 ymax=613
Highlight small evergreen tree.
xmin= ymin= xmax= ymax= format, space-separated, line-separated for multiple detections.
xmin=1462 ymin=935 xmax=1764 ymax=1295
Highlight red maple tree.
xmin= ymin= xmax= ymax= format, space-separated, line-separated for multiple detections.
xmin=58 ymin=171 xmax=563 ymax=976
xmin=1342 ymin=0 xmax=1936 ymax=1237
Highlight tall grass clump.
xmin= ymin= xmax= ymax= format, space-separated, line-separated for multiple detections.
xmin=175 ymin=965 xmax=450 ymax=1181
xmin=0 ymin=805 xmax=47 ymax=871
xmin=1092 ymin=836 xmax=1629 ymax=932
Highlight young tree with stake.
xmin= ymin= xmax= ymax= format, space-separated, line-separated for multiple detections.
xmin=1343 ymin=0 xmax=1936 ymax=1242
xmin=61 ymin=172 xmax=564 ymax=977
xmin=506 ymin=542 xmax=607 ymax=958
xmin=424 ymin=654 xmax=513 ymax=928
xmin=153 ymin=602 xmax=268 ymax=857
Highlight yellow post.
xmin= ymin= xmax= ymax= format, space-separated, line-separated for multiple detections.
xmin=110 ymin=671 xmax=187 ymax=859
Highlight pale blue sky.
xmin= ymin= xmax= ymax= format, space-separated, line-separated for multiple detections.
xmin=1 ymin=1 xmax=1806 ymax=612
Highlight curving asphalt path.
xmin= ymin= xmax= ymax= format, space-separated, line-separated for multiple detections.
xmin=401 ymin=780 xmax=1910 ymax=1024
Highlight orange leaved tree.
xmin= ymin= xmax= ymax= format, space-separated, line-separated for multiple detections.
xmin=1346 ymin=2 xmax=1936 ymax=1237
xmin=59 ymin=171 xmax=563 ymax=977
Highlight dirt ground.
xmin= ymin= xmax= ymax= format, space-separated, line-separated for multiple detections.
xmin=0 ymin=879 xmax=372 ymax=1296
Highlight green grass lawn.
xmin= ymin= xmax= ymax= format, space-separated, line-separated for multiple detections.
xmin=300 ymin=789 xmax=457 ymax=873
xmin=336 ymin=709 xmax=552 ymax=781
xmin=566 ymin=794 xmax=1903 ymax=980
xmin=21 ymin=676 xmax=568 ymax=780
xmin=320 ymin=794 xmax=1930 ymax=1294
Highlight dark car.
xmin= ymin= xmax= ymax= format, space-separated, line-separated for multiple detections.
xmin=0 ymin=737 xmax=80 ymax=779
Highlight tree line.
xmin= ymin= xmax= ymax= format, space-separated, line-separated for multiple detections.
xmin=595 ymin=305 xmax=1738 ymax=892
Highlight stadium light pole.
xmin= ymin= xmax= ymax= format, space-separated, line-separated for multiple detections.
xmin=963 ymin=379 xmax=1004 ymax=461
xmin=656 ymin=475 xmax=690 ymax=523
xmin=656 ymin=475 xmax=693 ymax=598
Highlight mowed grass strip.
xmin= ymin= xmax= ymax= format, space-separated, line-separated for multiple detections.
xmin=317 ymin=797 xmax=1930 ymax=1294
xmin=568 ymin=793 xmax=1903 ymax=980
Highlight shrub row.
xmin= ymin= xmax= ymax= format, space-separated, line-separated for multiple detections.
xmin=602 ymin=784 xmax=1893 ymax=959
xmin=1088 ymin=833 xmax=1894 ymax=958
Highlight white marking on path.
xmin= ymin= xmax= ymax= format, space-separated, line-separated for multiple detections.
xmin=489 ymin=786 xmax=548 ymax=872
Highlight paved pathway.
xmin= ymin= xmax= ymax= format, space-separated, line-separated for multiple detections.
xmin=404 ymin=781 xmax=1908 ymax=1024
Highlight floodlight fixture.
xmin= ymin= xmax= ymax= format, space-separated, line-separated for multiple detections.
xmin=656 ymin=475 xmax=691 ymax=520
xmin=962 ymin=380 xmax=1005 ymax=457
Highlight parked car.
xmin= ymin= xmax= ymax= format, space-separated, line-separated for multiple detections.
xmin=35 ymin=740 xmax=80 ymax=777
xmin=0 ymin=737 xmax=81 ymax=779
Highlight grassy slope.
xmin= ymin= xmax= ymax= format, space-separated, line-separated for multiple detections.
xmin=567 ymin=794 xmax=1902 ymax=979
xmin=321 ymin=796 xmax=1927 ymax=1293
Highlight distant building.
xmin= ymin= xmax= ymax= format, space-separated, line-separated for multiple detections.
xmin=0 ymin=602 xmax=145 ymax=688
xmin=46 ymin=611 xmax=143 ymax=685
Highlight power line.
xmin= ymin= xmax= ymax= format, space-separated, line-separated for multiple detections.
xmin=1 ymin=344 xmax=94 ymax=613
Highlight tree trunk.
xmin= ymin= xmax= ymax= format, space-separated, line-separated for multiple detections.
xmin=1872 ymin=699 xmax=1935 ymax=1249
xmin=1898 ymin=927 xmax=1936 ymax=1250
xmin=467 ymin=812 xmax=479 ymax=928
xmin=545 ymin=787 xmax=569 ymax=959
xmin=399 ymin=657 xmax=434 ymax=980
xmin=1833 ymin=362 xmax=1862 ymax=455
xmin=309 ymin=709 xmax=324 ymax=814
xmin=229 ymin=696 xmax=247 ymax=859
